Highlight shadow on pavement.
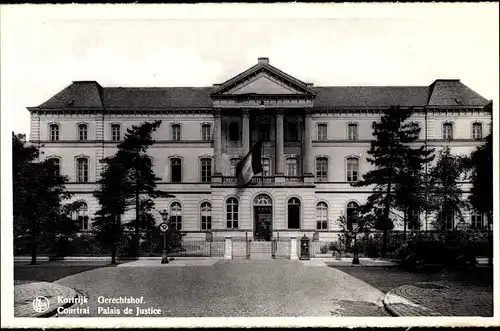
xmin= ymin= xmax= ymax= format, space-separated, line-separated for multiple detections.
xmin=330 ymin=265 xmax=493 ymax=293
xmin=14 ymin=260 xmax=118 ymax=284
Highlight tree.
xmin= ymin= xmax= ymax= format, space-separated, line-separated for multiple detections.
xmin=394 ymin=143 xmax=435 ymax=238
xmin=468 ymin=132 xmax=493 ymax=265
xmin=93 ymin=121 xmax=174 ymax=260
xmin=13 ymin=133 xmax=74 ymax=264
xmin=93 ymin=156 xmax=129 ymax=264
xmin=428 ymin=147 xmax=469 ymax=239
xmin=354 ymin=106 xmax=432 ymax=257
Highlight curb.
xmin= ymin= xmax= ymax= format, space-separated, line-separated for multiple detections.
xmin=383 ymin=286 xmax=441 ymax=317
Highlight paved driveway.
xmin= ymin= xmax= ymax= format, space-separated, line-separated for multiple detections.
xmin=55 ymin=260 xmax=389 ymax=317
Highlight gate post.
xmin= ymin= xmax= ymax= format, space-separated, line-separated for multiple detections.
xmin=224 ymin=236 xmax=232 ymax=260
xmin=290 ymin=236 xmax=298 ymax=260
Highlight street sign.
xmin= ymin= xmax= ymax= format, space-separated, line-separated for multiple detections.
xmin=159 ymin=222 xmax=169 ymax=233
xmin=352 ymin=224 xmax=359 ymax=232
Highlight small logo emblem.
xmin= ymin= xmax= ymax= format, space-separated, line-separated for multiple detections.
xmin=33 ymin=296 xmax=50 ymax=313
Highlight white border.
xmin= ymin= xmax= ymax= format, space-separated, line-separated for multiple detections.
xmin=2 ymin=3 xmax=499 ymax=328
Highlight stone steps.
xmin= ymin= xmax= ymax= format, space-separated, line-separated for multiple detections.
xmin=250 ymin=241 xmax=272 ymax=260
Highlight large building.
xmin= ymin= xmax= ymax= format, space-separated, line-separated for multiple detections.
xmin=28 ymin=58 xmax=492 ymax=242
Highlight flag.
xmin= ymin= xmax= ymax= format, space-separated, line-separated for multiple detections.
xmin=236 ymin=140 xmax=263 ymax=187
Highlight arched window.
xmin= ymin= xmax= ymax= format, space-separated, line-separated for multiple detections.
xmin=226 ymin=197 xmax=239 ymax=229
xmin=50 ymin=124 xmax=60 ymax=141
xmin=472 ymin=123 xmax=483 ymax=140
xmin=202 ymin=124 xmax=211 ymax=141
xmin=348 ymin=123 xmax=358 ymax=141
xmin=73 ymin=202 xmax=89 ymax=231
xmin=47 ymin=157 xmax=60 ymax=176
xmin=316 ymin=157 xmax=328 ymax=182
xmin=317 ymin=123 xmax=327 ymax=141
xmin=76 ymin=157 xmax=89 ymax=182
xmin=200 ymin=158 xmax=212 ymax=183
xmin=170 ymin=158 xmax=182 ymax=182
xmin=346 ymin=201 xmax=359 ymax=231
xmin=316 ymin=202 xmax=328 ymax=230
xmin=346 ymin=157 xmax=359 ymax=182
xmin=201 ymin=202 xmax=212 ymax=230
xmin=78 ymin=124 xmax=88 ymax=141
xmin=170 ymin=202 xmax=182 ymax=230
xmin=171 ymin=124 xmax=181 ymax=141
xmin=254 ymin=194 xmax=272 ymax=206
xmin=261 ymin=158 xmax=271 ymax=176
xmin=443 ymin=123 xmax=453 ymax=140
xmin=286 ymin=157 xmax=299 ymax=176
xmin=230 ymin=158 xmax=240 ymax=176
xmin=287 ymin=197 xmax=300 ymax=229
xmin=111 ymin=124 xmax=121 ymax=141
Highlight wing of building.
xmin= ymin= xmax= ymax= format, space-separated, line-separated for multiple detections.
xmin=27 ymin=57 xmax=492 ymax=244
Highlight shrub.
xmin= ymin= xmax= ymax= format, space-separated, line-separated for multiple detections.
xmin=319 ymin=244 xmax=329 ymax=254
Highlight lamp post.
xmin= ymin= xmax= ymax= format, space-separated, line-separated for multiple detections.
xmin=352 ymin=211 xmax=360 ymax=265
xmin=159 ymin=209 xmax=169 ymax=264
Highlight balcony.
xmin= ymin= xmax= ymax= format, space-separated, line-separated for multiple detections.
xmin=219 ymin=176 xmax=307 ymax=187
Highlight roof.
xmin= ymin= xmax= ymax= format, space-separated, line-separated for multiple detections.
xmin=29 ymin=60 xmax=490 ymax=111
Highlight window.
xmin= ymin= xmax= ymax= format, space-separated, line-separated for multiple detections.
xmin=316 ymin=202 xmax=328 ymax=230
xmin=170 ymin=158 xmax=182 ymax=182
xmin=443 ymin=208 xmax=454 ymax=230
xmin=259 ymin=123 xmax=271 ymax=141
xmin=230 ymin=158 xmax=240 ymax=176
xmin=470 ymin=212 xmax=484 ymax=230
xmin=285 ymin=122 xmax=298 ymax=141
xmin=286 ymin=158 xmax=298 ymax=176
xmin=346 ymin=202 xmax=359 ymax=231
xmin=50 ymin=124 xmax=59 ymax=141
xmin=408 ymin=208 xmax=421 ymax=230
xmin=201 ymin=158 xmax=212 ymax=183
xmin=172 ymin=124 xmax=181 ymax=141
xmin=316 ymin=157 xmax=328 ymax=182
xmin=229 ymin=122 xmax=240 ymax=141
xmin=472 ymin=123 xmax=483 ymax=140
xmin=78 ymin=124 xmax=88 ymax=141
xmin=346 ymin=157 xmax=359 ymax=182
xmin=73 ymin=202 xmax=89 ymax=231
xmin=226 ymin=197 xmax=239 ymax=229
xmin=443 ymin=123 xmax=453 ymax=140
xmin=202 ymin=124 xmax=211 ymax=141
xmin=348 ymin=123 xmax=358 ymax=141
xmin=47 ymin=158 xmax=60 ymax=176
xmin=111 ymin=124 xmax=121 ymax=141
xmin=76 ymin=157 xmax=89 ymax=182
xmin=261 ymin=158 xmax=271 ymax=176
xmin=317 ymin=124 xmax=327 ymax=141
xmin=287 ymin=197 xmax=300 ymax=229
xmin=170 ymin=202 xmax=182 ymax=230
xmin=201 ymin=202 xmax=212 ymax=230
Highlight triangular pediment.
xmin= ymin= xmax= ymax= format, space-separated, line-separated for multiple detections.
xmin=225 ymin=72 xmax=304 ymax=95
xmin=211 ymin=59 xmax=315 ymax=97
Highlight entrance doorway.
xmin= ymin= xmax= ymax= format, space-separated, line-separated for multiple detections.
xmin=253 ymin=194 xmax=273 ymax=241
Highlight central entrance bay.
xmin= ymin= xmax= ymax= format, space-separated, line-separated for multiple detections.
xmin=253 ymin=194 xmax=273 ymax=241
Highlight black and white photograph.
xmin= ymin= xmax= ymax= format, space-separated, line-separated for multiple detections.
xmin=1 ymin=3 xmax=498 ymax=328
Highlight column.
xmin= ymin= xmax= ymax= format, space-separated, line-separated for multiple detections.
xmin=242 ymin=108 xmax=250 ymax=155
xmin=213 ymin=108 xmax=222 ymax=175
xmin=275 ymin=109 xmax=284 ymax=175
xmin=224 ymin=236 xmax=232 ymax=259
xmin=304 ymin=109 xmax=314 ymax=175
xmin=290 ymin=237 xmax=298 ymax=260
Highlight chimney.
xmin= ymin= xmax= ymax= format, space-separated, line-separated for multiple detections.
xmin=258 ymin=57 xmax=269 ymax=65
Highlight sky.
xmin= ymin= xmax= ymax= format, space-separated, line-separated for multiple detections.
xmin=1 ymin=3 xmax=499 ymax=137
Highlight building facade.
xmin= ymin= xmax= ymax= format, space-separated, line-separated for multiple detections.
xmin=28 ymin=58 xmax=492 ymax=241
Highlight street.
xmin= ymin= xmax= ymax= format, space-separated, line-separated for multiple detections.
xmin=13 ymin=259 xmax=493 ymax=317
